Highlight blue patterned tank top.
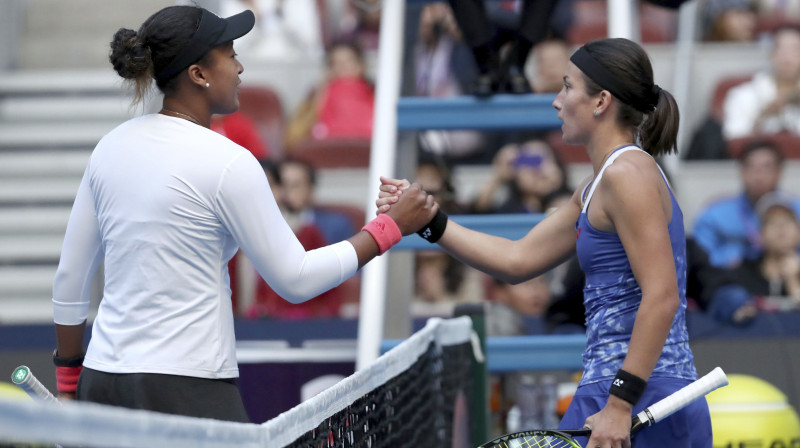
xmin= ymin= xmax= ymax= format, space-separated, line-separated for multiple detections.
xmin=575 ymin=146 xmax=697 ymax=386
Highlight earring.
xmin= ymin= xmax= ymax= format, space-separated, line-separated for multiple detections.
xmin=593 ymin=110 xmax=599 ymax=116
xmin=205 ymin=82 xmax=210 ymax=88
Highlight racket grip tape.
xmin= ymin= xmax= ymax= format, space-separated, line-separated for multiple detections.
xmin=633 ymin=367 xmax=728 ymax=430
xmin=11 ymin=365 xmax=60 ymax=404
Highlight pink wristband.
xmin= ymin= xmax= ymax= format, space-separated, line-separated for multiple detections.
xmin=362 ymin=214 xmax=402 ymax=255
xmin=56 ymin=365 xmax=82 ymax=394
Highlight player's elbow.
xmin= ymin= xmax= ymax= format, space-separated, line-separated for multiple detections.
xmin=272 ymin=274 xmax=334 ymax=305
xmin=273 ymin=282 xmax=316 ymax=305
xmin=648 ymin=287 xmax=681 ymax=317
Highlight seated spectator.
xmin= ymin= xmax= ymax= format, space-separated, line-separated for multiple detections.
xmin=527 ymin=38 xmax=570 ymax=94
xmin=445 ymin=0 xmax=561 ymax=95
xmin=471 ymin=138 xmax=568 ymax=214
xmin=722 ymin=25 xmax=800 ymax=139
xmin=486 ymin=275 xmax=552 ymax=337
xmin=279 ymin=158 xmax=358 ymax=245
xmin=219 ymin=0 xmax=324 ymax=60
xmin=686 ymin=237 xmax=758 ymax=326
xmin=337 ymin=0 xmax=382 ymax=54
xmin=413 ymin=3 xmax=486 ymax=162
xmin=211 ymin=112 xmax=269 ymax=159
xmin=757 ymin=0 xmax=800 ymax=20
xmin=730 ymin=192 xmax=800 ymax=310
xmin=702 ymin=0 xmax=759 ymax=42
xmin=415 ymin=160 xmax=468 ymax=214
xmin=693 ymin=140 xmax=800 ymax=267
xmin=544 ymin=237 xmax=760 ymax=332
xmin=411 ymin=160 xmax=484 ymax=316
xmin=245 ymin=159 xmax=358 ymax=319
xmin=285 ymin=41 xmax=374 ymax=149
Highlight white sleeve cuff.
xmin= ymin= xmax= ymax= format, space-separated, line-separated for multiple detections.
xmin=53 ymin=298 xmax=90 ymax=325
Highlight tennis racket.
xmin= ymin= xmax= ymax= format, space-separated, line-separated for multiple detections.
xmin=11 ymin=365 xmax=60 ymax=405
xmin=477 ymin=367 xmax=728 ymax=448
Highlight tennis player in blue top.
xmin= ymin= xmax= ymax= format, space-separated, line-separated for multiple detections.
xmin=377 ymin=38 xmax=712 ymax=447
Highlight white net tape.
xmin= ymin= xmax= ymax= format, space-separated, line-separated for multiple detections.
xmin=0 ymin=317 xmax=474 ymax=447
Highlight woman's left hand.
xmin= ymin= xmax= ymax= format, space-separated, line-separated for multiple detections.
xmin=584 ymin=396 xmax=633 ymax=448
xmin=376 ymin=176 xmax=411 ymax=215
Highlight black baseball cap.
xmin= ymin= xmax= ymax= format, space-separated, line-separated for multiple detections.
xmin=156 ymin=8 xmax=255 ymax=84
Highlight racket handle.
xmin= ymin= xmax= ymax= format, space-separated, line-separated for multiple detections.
xmin=632 ymin=367 xmax=728 ymax=431
xmin=11 ymin=365 xmax=60 ymax=404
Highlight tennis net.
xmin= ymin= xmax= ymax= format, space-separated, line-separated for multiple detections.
xmin=0 ymin=316 xmax=480 ymax=447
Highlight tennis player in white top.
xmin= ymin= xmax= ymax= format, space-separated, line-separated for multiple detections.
xmin=51 ymin=5 xmax=437 ymax=422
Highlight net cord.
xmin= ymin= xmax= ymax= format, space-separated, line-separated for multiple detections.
xmin=0 ymin=316 xmax=474 ymax=447
xmin=261 ymin=316 xmax=473 ymax=445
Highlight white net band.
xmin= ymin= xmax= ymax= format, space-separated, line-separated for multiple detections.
xmin=0 ymin=316 xmax=475 ymax=447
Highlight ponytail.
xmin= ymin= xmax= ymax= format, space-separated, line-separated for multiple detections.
xmin=639 ymin=88 xmax=680 ymax=157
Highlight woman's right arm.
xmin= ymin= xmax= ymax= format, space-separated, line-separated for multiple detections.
xmin=379 ymin=176 xmax=585 ymax=283
xmin=438 ymin=194 xmax=581 ymax=283
xmin=216 ymin=155 xmax=435 ymax=304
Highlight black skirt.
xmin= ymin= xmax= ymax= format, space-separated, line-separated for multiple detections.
xmin=77 ymin=366 xmax=250 ymax=423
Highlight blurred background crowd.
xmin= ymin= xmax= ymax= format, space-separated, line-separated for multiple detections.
xmin=2 ymin=0 xmax=800 ymax=333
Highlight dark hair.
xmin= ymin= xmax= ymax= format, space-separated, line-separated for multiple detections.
xmin=325 ymin=40 xmax=365 ymax=65
xmin=281 ymin=158 xmax=317 ymax=186
xmin=739 ymin=139 xmax=785 ymax=165
xmin=259 ymin=158 xmax=281 ymax=184
xmin=109 ymin=6 xmax=204 ymax=106
xmin=580 ymin=38 xmax=680 ymax=157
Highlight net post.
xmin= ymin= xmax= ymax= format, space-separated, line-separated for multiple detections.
xmin=454 ymin=303 xmax=488 ymax=446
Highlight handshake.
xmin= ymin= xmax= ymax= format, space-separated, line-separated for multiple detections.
xmin=371 ymin=176 xmax=449 ymax=245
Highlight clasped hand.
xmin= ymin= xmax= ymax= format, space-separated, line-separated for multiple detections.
xmin=378 ymin=177 xmax=438 ymax=236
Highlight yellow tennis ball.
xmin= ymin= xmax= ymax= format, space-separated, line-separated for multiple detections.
xmin=707 ymin=374 xmax=800 ymax=447
xmin=0 ymin=381 xmax=32 ymax=401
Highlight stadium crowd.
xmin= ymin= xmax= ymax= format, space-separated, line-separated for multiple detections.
xmin=202 ymin=0 xmax=800 ymax=332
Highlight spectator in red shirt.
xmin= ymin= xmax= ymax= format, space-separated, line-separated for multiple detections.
xmin=211 ymin=111 xmax=269 ymax=159
xmin=285 ymin=41 xmax=374 ymax=148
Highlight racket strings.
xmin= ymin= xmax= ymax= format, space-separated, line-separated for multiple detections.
xmin=498 ymin=433 xmax=580 ymax=448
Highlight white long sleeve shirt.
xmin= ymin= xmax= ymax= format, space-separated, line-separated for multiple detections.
xmin=722 ymin=71 xmax=800 ymax=139
xmin=52 ymin=114 xmax=358 ymax=378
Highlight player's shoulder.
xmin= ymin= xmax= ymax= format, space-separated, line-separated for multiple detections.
xmin=602 ymin=149 xmax=658 ymax=190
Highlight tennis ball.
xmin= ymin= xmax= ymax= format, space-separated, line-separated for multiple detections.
xmin=0 ymin=381 xmax=31 ymax=401
xmin=707 ymin=374 xmax=800 ymax=447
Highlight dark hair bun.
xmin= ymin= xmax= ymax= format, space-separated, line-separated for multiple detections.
xmin=109 ymin=28 xmax=151 ymax=80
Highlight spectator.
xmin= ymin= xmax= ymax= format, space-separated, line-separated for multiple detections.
xmin=337 ymin=0 xmax=382 ymax=54
xmin=757 ymin=0 xmax=800 ymax=19
xmin=412 ymin=160 xmax=484 ymax=316
xmin=280 ymin=158 xmax=358 ymax=246
xmin=471 ymin=139 xmax=568 ymax=214
xmin=415 ymin=160 xmax=468 ymax=214
xmin=446 ymin=0 xmax=560 ymax=95
xmin=211 ymin=112 xmax=269 ymax=159
xmin=730 ymin=192 xmax=800 ymax=310
xmin=219 ymin=0 xmax=324 ymax=60
xmin=246 ymin=159 xmax=359 ymax=319
xmin=686 ymin=237 xmax=758 ymax=326
xmin=693 ymin=140 xmax=800 ymax=267
xmin=545 ymin=237 xmax=761 ymax=331
xmin=702 ymin=0 xmax=759 ymax=42
xmin=486 ymin=275 xmax=551 ymax=337
xmin=415 ymin=2 xmax=470 ymax=97
xmin=413 ymin=3 xmax=486 ymax=162
xmin=285 ymin=40 xmax=374 ymax=148
xmin=722 ymin=25 xmax=800 ymax=139
xmin=527 ymin=38 xmax=571 ymax=94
